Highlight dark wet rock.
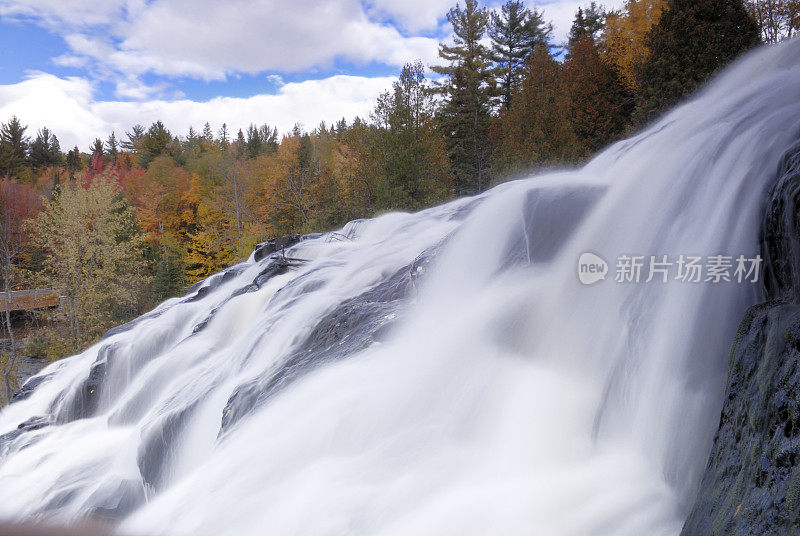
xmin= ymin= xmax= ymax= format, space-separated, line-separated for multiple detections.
xmin=683 ymin=140 xmax=800 ymax=535
xmin=500 ymin=185 xmax=605 ymax=269
xmin=84 ymin=479 xmax=146 ymax=521
xmin=190 ymin=255 xmax=308 ymax=336
xmin=183 ymin=265 xmax=246 ymax=304
xmin=763 ymin=141 xmax=800 ymax=302
xmin=0 ymin=415 xmax=54 ymax=456
xmin=16 ymin=415 xmax=54 ymax=432
xmin=10 ymin=372 xmax=54 ymax=403
xmin=137 ymin=398 xmax=204 ymax=491
xmin=218 ymin=241 xmax=442 ymax=436
xmin=54 ymin=343 xmax=117 ymax=424
xmin=253 ymin=234 xmax=303 ymax=262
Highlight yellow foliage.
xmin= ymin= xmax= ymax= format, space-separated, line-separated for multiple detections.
xmin=600 ymin=0 xmax=666 ymax=91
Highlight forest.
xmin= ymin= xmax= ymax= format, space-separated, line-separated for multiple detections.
xmin=0 ymin=0 xmax=796 ymax=393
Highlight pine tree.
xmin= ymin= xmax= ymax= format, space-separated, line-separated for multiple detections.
xmin=139 ymin=121 xmax=173 ymax=167
xmin=66 ymin=146 xmax=82 ymax=180
xmin=490 ymin=1 xmax=553 ymax=109
xmin=0 ymin=116 xmax=29 ymax=179
xmin=202 ymin=122 xmax=214 ymax=142
xmin=491 ymin=45 xmax=579 ymax=174
xmin=236 ymin=129 xmax=247 ymax=159
xmin=636 ymin=0 xmax=760 ymax=122
xmin=122 ymin=124 xmax=145 ymax=152
xmin=563 ymin=35 xmax=633 ymax=154
xmin=568 ymin=2 xmax=605 ymax=45
xmin=152 ymin=249 xmax=185 ymax=303
xmin=371 ymin=61 xmax=451 ymax=209
xmin=90 ymin=138 xmax=104 ymax=159
xmin=105 ymin=132 xmax=119 ymax=164
xmin=28 ymin=127 xmax=63 ymax=171
xmin=432 ymin=0 xmax=494 ymax=194
xmin=246 ymin=124 xmax=263 ymax=158
xmin=219 ymin=123 xmax=229 ymax=150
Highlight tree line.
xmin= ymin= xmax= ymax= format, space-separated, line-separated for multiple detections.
xmin=0 ymin=0 xmax=782 ymax=394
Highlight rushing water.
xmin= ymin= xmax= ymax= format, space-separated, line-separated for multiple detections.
xmin=2 ymin=40 xmax=800 ymax=536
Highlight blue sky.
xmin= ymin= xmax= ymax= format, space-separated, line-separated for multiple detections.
xmin=0 ymin=0 xmax=623 ymax=149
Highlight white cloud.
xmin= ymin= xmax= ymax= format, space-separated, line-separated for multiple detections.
xmin=0 ymin=0 xmax=441 ymax=96
xmin=0 ymin=72 xmax=394 ymax=150
xmin=364 ymin=0 xmax=453 ymax=33
xmin=531 ymin=0 xmax=627 ymax=44
xmin=0 ymin=0 xmax=631 ymax=100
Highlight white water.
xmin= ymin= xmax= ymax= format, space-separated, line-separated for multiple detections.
xmin=1 ymin=40 xmax=800 ymax=536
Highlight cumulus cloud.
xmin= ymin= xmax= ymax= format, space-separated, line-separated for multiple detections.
xmin=0 ymin=0 xmax=441 ymax=96
xmin=364 ymin=0 xmax=453 ymax=33
xmin=0 ymin=0 xmax=630 ymax=100
xmin=0 ymin=72 xmax=394 ymax=150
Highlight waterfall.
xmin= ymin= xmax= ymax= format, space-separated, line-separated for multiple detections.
xmin=1 ymin=40 xmax=800 ymax=536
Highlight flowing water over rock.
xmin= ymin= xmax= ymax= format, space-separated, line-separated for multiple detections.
xmin=1 ymin=40 xmax=800 ymax=536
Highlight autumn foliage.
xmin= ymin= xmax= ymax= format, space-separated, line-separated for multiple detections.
xmin=0 ymin=0 xmax=766 ymax=366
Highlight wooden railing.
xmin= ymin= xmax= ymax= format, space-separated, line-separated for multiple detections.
xmin=0 ymin=289 xmax=60 ymax=312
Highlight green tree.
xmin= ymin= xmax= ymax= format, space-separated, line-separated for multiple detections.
xmin=563 ymin=35 xmax=633 ymax=154
xmin=491 ymin=45 xmax=579 ymax=175
xmin=0 ymin=116 xmax=29 ymax=179
xmin=152 ymin=247 xmax=185 ymax=303
xmin=65 ymin=146 xmax=82 ymax=181
xmin=371 ymin=61 xmax=451 ymax=209
xmin=33 ymin=170 xmax=149 ymax=351
xmin=28 ymin=127 xmax=63 ymax=171
xmin=236 ymin=129 xmax=247 ymax=159
xmin=489 ymin=0 xmax=553 ymax=109
xmin=636 ymin=0 xmax=760 ymax=122
xmin=122 ymin=124 xmax=145 ymax=152
xmin=568 ymin=2 xmax=605 ymax=45
xmin=433 ymin=0 xmax=494 ymax=194
xmin=139 ymin=121 xmax=173 ymax=167
xmin=105 ymin=132 xmax=119 ymax=164
xmin=90 ymin=138 xmax=104 ymax=158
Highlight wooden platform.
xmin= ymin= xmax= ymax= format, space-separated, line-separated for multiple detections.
xmin=0 ymin=289 xmax=60 ymax=312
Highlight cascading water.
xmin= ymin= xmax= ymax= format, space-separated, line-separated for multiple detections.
xmin=1 ymin=40 xmax=800 ymax=536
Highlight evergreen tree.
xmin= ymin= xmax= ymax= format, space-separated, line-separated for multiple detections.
xmin=490 ymin=1 xmax=553 ymax=109
xmin=432 ymin=0 xmax=494 ymax=194
xmin=139 ymin=121 xmax=173 ymax=167
xmin=90 ymin=138 xmax=104 ymax=159
xmin=569 ymin=2 xmax=606 ymax=45
xmin=28 ymin=127 xmax=63 ymax=171
xmin=0 ymin=116 xmax=29 ymax=178
xmin=563 ymin=35 xmax=633 ymax=154
xmin=236 ymin=129 xmax=247 ymax=159
xmin=219 ymin=123 xmax=230 ymax=150
xmin=636 ymin=0 xmax=760 ymax=122
xmin=491 ymin=45 xmax=579 ymax=174
xmin=371 ymin=61 xmax=451 ymax=209
xmin=202 ymin=122 xmax=214 ymax=142
xmin=246 ymin=124 xmax=263 ymax=158
xmin=66 ymin=146 xmax=82 ymax=180
xmin=105 ymin=132 xmax=119 ymax=164
xmin=152 ymin=249 xmax=184 ymax=303
xmin=259 ymin=125 xmax=279 ymax=154
xmin=122 ymin=124 xmax=145 ymax=152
